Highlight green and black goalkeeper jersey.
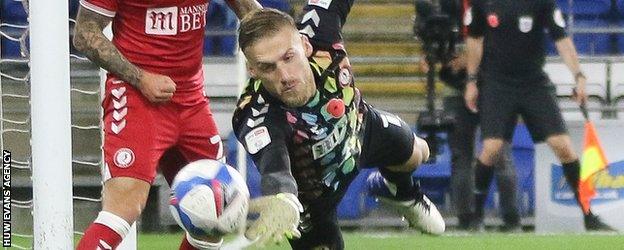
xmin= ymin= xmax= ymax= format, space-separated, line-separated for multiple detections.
xmin=466 ymin=0 xmax=567 ymax=83
xmin=232 ymin=60 xmax=363 ymax=204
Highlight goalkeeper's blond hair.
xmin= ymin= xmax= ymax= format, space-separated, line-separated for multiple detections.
xmin=238 ymin=8 xmax=296 ymax=53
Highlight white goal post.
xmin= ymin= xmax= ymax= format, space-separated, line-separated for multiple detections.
xmin=29 ymin=0 xmax=75 ymax=249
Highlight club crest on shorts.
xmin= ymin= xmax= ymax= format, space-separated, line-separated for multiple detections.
xmin=518 ymin=16 xmax=533 ymax=33
xmin=114 ymin=148 xmax=135 ymax=168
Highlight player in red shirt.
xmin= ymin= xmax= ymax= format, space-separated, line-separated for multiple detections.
xmin=72 ymin=0 xmax=260 ymax=249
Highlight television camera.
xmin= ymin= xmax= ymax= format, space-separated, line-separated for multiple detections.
xmin=414 ymin=0 xmax=462 ymax=162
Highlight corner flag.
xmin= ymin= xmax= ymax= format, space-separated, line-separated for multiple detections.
xmin=578 ymin=105 xmax=608 ymax=214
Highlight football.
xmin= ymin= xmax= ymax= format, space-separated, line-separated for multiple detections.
xmin=169 ymin=159 xmax=250 ymax=238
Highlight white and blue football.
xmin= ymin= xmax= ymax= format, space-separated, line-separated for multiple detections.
xmin=169 ymin=159 xmax=249 ymax=238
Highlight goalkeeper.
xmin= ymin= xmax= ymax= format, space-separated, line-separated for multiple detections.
xmin=233 ymin=5 xmax=445 ymax=250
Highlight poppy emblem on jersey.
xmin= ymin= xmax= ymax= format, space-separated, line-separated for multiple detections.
xmin=487 ymin=13 xmax=499 ymax=28
xmin=113 ymin=148 xmax=135 ymax=168
xmin=338 ymin=68 xmax=351 ymax=87
xmin=519 ymin=16 xmax=533 ymax=33
xmin=327 ymin=98 xmax=345 ymax=118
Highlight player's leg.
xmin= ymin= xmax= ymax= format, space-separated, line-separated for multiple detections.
xmin=493 ymin=144 xmax=521 ymax=232
xmin=444 ymin=96 xmax=478 ymax=230
xmin=175 ymin=99 xmax=226 ymax=249
xmin=361 ymin=106 xmax=444 ymax=234
xmin=157 ymin=147 xmax=215 ymax=248
xmin=472 ymin=137 xmax=505 ymax=230
xmin=521 ymin=83 xmax=614 ymax=231
xmin=473 ymin=80 xmax=518 ymax=230
xmin=78 ymin=81 xmax=175 ymax=249
xmin=77 ymin=177 xmax=150 ymax=250
xmin=361 ymin=106 xmax=429 ymax=200
xmin=159 ymin=147 xmax=189 ymax=186
xmin=547 ymin=135 xmax=614 ymax=231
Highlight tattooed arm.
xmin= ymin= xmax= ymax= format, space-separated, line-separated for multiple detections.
xmin=225 ymin=0 xmax=262 ymax=19
xmin=73 ymin=7 xmax=175 ymax=103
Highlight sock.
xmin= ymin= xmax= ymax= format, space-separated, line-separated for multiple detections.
xmin=562 ymin=160 xmax=593 ymax=215
xmin=502 ymin=212 xmax=520 ymax=226
xmin=77 ymin=211 xmax=131 ymax=250
xmin=457 ymin=213 xmax=473 ymax=228
xmin=474 ymin=159 xmax=494 ymax=218
xmin=562 ymin=160 xmax=581 ymax=194
xmin=181 ymin=233 xmax=223 ymax=250
xmin=494 ymin=155 xmax=520 ymax=226
xmin=179 ymin=235 xmax=197 ymax=250
xmin=378 ymin=167 xmax=419 ymax=201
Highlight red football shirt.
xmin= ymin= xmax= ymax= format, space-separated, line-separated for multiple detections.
xmin=80 ymin=0 xmax=211 ymax=105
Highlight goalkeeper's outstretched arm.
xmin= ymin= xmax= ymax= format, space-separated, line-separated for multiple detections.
xmin=298 ymin=0 xmax=356 ymax=72
xmin=297 ymin=0 xmax=355 ymax=51
xmin=232 ymin=97 xmax=303 ymax=246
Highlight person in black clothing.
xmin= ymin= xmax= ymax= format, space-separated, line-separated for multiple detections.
xmin=416 ymin=0 xmax=521 ymax=231
xmin=232 ymin=6 xmax=446 ymax=249
xmin=436 ymin=55 xmax=521 ymax=232
xmin=464 ymin=0 xmax=614 ymax=230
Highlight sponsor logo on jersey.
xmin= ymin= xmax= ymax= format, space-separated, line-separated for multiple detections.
xmin=146 ymin=7 xmax=178 ymax=35
xmin=113 ymin=148 xmax=135 ymax=168
xmin=518 ymin=16 xmax=533 ymax=33
xmin=179 ymin=4 xmax=209 ymax=32
xmin=308 ymin=0 xmax=332 ymax=9
xmin=312 ymin=117 xmax=347 ymax=160
xmin=245 ymin=126 xmax=272 ymax=154
xmin=145 ymin=4 xmax=208 ymax=35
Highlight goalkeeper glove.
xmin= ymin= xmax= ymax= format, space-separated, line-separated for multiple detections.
xmin=245 ymin=193 xmax=304 ymax=246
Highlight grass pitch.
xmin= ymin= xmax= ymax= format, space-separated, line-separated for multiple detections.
xmin=8 ymin=231 xmax=623 ymax=249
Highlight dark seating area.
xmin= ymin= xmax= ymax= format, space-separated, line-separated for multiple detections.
xmin=1 ymin=0 xmax=292 ymax=58
xmin=546 ymin=0 xmax=624 ymax=55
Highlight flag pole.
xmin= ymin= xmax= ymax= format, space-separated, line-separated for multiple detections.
xmin=573 ymin=87 xmax=589 ymax=121
xmin=579 ymin=102 xmax=589 ymax=122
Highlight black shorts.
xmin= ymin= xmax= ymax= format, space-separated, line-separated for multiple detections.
xmin=359 ymin=104 xmax=416 ymax=168
xmin=288 ymin=104 xmax=415 ymax=250
xmin=479 ymin=76 xmax=567 ymax=142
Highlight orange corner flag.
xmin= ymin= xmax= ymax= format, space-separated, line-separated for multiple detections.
xmin=579 ymin=122 xmax=608 ymax=214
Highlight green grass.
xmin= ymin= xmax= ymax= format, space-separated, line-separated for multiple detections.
xmin=6 ymin=231 xmax=624 ymax=249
